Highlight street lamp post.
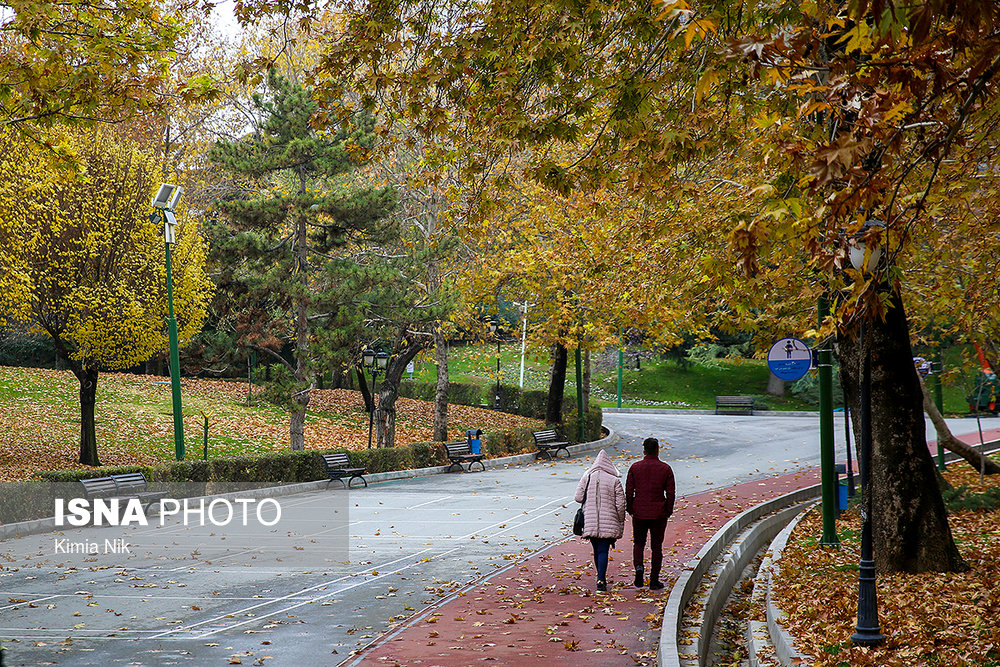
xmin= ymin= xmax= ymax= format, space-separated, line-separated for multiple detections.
xmin=362 ymin=349 xmax=389 ymax=449
xmin=152 ymin=183 xmax=185 ymax=461
xmin=512 ymin=301 xmax=533 ymax=389
xmin=818 ymin=294 xmax=840 ymax=544
xmin=489 ymin=319 xmax=501 ymax=410
xmin=849 ymin=219 xmax=886 ymax=648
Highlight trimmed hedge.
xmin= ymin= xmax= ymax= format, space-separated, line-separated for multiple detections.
xmin=559 ymin=404 xmax=604 ymax=444
xmin=449 ymin=381 xmax=483 ymax=406
xmin=6 ymin=404 xmax=605 ymax=524
xmin=483 ymin=427 xmax=537 ymax=458
xmin=518 ymin=389 xmax=549 ymax=419
xmin=395 ymin=380 xmax=566 ymax=421
xmin=398 ymin=380 xmax=482 ymax=407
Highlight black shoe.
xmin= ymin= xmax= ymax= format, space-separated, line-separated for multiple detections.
xmin=649 ymin=580 xmax=664 ymax=590
xmin=596 ymin=580 xmax=607 ymax=592
xmin=633 ymin=573 xmax=644 ymax=587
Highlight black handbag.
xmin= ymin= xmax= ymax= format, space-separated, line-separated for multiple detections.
xmin=573 ymin=474 xmax=591 ymax=536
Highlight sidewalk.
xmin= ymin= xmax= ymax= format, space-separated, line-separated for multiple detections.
xmin=349 ymin=426 xmax=1000 ymax=666
xmin=348 ymin=468 xmax=822 ymax=666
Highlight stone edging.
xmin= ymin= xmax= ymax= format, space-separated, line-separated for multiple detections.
xmin=0 ymin=429 xmax=619 ymax=541
xmin=604 ymin=408 xmax=820 ymax=418
xmin=658 ymin=483 xmax=822 ymax=667
xmin=677 ymin=440 xmax=1000 ymax=667
xmin=747 ymin=504 xmax=816 ymax=667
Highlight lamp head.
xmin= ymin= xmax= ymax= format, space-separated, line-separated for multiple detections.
xmin=849 ymin=219 xmax=885 ymax=273
xmin=362 ymin=348 xmax=375 ymax=367
xmin=489 ymin=319 xmax=498 ymax=334
xmin=152 ymin=183 xmax=183 ymax=211
xmin=375 ymin=351 xmax=390 ymax=370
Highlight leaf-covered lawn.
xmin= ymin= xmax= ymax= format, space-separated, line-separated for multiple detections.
xmin=771 ymin=462 xmax=1000 ymax=667
xmin=0 ymin=366 xmax=543 ymax=481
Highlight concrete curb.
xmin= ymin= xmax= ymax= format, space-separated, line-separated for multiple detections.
xmin=686 ymin=501 xmax=814 ymax=667
xmin=747 ymin=504 xmax=816 ymax=667
xmin=604 ymin=408 xmax=820 ymax=418
xmin=0 ymin=429 xmax=619 ymax=541
xmin=658 ymin=483 xmax=823 ymax=667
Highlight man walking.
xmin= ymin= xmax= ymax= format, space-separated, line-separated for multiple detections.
xmin=625 ymin=437 xmax=675 ymax=590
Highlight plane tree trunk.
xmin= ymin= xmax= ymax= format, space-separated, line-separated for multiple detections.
xmin=838 ymin=288 xmax=968 ymax=574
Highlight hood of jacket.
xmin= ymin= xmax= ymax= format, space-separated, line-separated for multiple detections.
xmin=588 ymin=449 xmax=620 ymax=478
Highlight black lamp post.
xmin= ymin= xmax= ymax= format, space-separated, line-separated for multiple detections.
xmin=489 ymin=319 xmax=501 ymax=410
xmin=362 ymin=349 xmax=390 ymax=449
xmin=849 ymin=220 xmax=886 ymax=648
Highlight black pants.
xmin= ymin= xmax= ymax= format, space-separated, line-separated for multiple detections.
xmin=632 ymin=516 xmax=668 ymax=581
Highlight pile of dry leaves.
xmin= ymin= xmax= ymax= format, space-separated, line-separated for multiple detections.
xmin=770 ymin=462 xmax=1000 ymax=667
xmin=0 ymin=367 xmax=543 ymax=482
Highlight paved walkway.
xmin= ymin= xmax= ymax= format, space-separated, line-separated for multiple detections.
xmin=349 ymin=427 xmax=1000 ymax=666
xmin=349 ymin=468 xmax=821 ymax=666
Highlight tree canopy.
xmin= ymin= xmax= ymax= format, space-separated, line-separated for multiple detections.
xmin=0 ymin=125 xmax=212 ymax=465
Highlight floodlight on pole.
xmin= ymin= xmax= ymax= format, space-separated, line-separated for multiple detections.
xmin=155 ymin=182 xmax=185 ymax=461
xmin=151 ymin=183 xmax=183 ymax=210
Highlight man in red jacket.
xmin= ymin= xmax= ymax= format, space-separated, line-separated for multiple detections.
xmin=625 ymin=437 xmax=675 ymax=590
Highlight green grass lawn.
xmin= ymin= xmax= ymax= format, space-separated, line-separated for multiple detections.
xmin=409 ymin=341 xmax=986 ymax=413
xmin=0 ymin=367 xmax=542 ymax=481
xmin=409 ymin=343 xmax=817 ymax=411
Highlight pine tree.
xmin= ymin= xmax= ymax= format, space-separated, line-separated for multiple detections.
xmin=210 ymin=73 xmax=397 ymax=450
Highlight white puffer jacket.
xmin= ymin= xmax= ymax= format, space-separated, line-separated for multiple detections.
xmin=573 ymin=449 xmax=626 ymax=539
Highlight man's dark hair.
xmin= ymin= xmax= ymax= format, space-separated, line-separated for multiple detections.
xmin=643 ymin=437 xmax=659 ymax=455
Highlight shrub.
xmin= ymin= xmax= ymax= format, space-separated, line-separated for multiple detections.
xmin=559 ymin=403 xmax=604 ymax=444
xmin=409 ymin=442 xmax=448 ymax=468
xmin=398 ymin=380 xmax=437 ymax=401
xmin=790 ymin=368 xmax=844 ymax=406
xmin=13 ymin=416 xmax=597 ymax=523
xmin=448 ymin=381 xmax=483 ymax=406
xmin=484 ymin=428 xmax=535 ymax=457
xmin=518 ymin=390 xmax=548 ymax=419
xmin=494 ymin=383 xmax=521 ymax=412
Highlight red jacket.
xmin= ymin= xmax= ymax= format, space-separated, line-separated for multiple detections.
xmin=625 ymin=455 xmax=675 ymax=520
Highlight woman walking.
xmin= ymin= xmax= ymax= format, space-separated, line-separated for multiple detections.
xmin=574 ymin=449 xmax=626 ymax=591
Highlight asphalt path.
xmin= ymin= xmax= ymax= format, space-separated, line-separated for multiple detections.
xmin=2 ymin=412 xmax=998 ymax=666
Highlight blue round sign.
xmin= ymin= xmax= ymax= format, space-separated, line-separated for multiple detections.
xmin=767 ymin=337 xmax=813 ymax=381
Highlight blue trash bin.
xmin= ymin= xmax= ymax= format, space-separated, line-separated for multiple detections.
xmin=838 ymin=480 xmax=848 ymax=511
xmin=466 ymin=428 xmax=483 ymax=455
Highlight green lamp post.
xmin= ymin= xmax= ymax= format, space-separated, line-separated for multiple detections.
xmin=152 ymin=183 xmax=185 ymax=461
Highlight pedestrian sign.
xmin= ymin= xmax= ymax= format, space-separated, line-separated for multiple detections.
xmin=767 ymin=337 xmax=812 ymax=381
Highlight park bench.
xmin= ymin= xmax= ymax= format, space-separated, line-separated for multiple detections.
xmin=79 ymin=472 xmax=167 ymax=512
xmin=321 ymin=453 xmax=368 ymax=488
xmin=715 ymin=396 xmax=755 ymax=415
xmin=532 ymin=429 xmax=570 ymax=460
xmin=444 ymin=441 xmax=485 ymax=472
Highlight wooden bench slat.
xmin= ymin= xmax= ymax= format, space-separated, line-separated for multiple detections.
xmin=79 ymin=473 xmax=165 ymax=512
xmin=322 ymin=453 xmax=368 ymax=489
xmin=444 ymin=442 xmax=485 ymax=472
xmin=715 ymin=396 xmax=755 ymax=415
xmin=532 ymin=430 xmax=570 ymax=460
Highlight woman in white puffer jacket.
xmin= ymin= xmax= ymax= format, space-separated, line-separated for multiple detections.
xmin=574 ymin=449 xmax=626 ymax=591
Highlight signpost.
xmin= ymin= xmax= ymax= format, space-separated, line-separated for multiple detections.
xmin=769 ymin=331 xmax=838 ymax=545
xmin=767 ymin=337 xmax=812 ymax=382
